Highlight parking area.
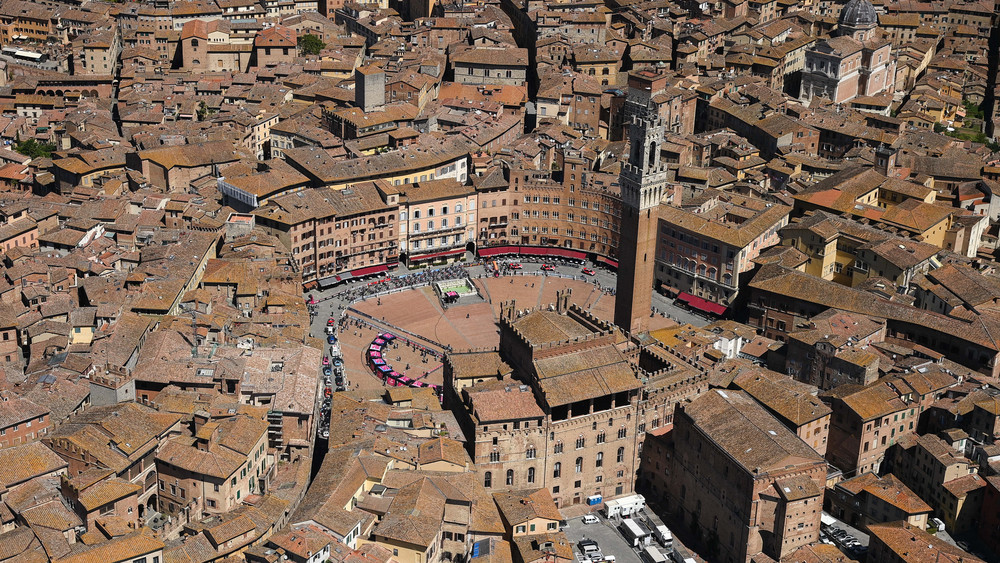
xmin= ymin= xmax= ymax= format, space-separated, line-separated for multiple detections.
xmin=563 ymin=514 xmax=643 ymax=563
xmin=561 ymin=512 xmax=680 ymax=563
xmin=821 ymin=511 xmax=869 ymax=559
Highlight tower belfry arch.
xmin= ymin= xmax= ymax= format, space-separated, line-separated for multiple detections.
xmin=614 ymin=70 xmax=670 ymax=335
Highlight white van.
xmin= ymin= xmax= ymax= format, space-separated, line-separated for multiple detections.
xmin=583 ymin=515 xmax=599 ymax=525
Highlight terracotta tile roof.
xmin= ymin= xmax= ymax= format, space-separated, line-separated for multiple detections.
xmin=76 ymin=478 xmax=141 ymax=512
xmin=826 ymin=380 xmax=910 ymax=421
xmin=469 ymin=538 xmax=513 ymax=563
xmin=401 ymin=178 xmax=474 ymax=204
xmin=732 ymin=367 xmax=831 ymax=426
xmin=682 ymin=390 xmax=824 ymax=474
xmin=451 ymin=46 xmax=528 ymax=67
xmin=266 ymin=527 xmax=334 ymax=561
xmin=53 ymin=531 xmax=164 ymax=563
xmin=533 ymin=344 xmax=640 ymax=407
xmin=282 ymin=139 xmax=470 ymax=186
xmin=204 ymin=514 xmax=256 ymax=545
xmin=216 ymin=414 xmax=268 ymax=456
xmin=156 ymin=438 xmax=244 ymax=479
xmin=838 ymin=472 xmax=931 ymax=514
xmin=510 ymin=310 xmax=593 ymax=344
xmin=0 ymin=393 xmax=48 ymax=429
xmin=0 ymin=526 xmax=44 ymax=562
xmin=775 ymin=474 xmax=822 ymax=501
xmin=372 ymin=477 xmax=447 ymax=547
xmin=254 ymin=26 xmax=295 ymax=48
xmin=658 ymin=195 xmax=791 ymax=248
xmin=417 ymin=437 xmax=468 ymax=467
xmin=781 ymin=543 xmax=852 ymax=562
xmin=48 ymin=403 xmax=180 ymax=470
xmin=942 ymin=473 xmax=986 ymax=497
xmin=22 ymin=500 xmax=82 ymax=532
xmin=0 ymin=442 xmax=67 ymax=489
xmin=750 ymin=263 xmax=1000 ymax=352
xmin=866 ymin=521 xmax=984 ymax=562
xmin=219 ymin=159 xmax=310 ymax=200
xmin=467 ymin=384 xmax=544 ymax=423
xmin=136 ymin=140 xmax=239 ymax=171
xmin=492 ymin=488 xmax=562 ymax=526
xmin=510 ymin=533 xmax=573 ymax=563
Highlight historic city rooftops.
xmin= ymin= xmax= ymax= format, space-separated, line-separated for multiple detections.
xmin=681 ymin=389 xmax=825 ymax=475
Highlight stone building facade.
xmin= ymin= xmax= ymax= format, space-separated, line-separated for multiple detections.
xmin=448 ymin=294 xmax=705 ymax=508
xmin=663 ymin=390 xmax=827 ymax=563
xmin=800 ymin=0 xmax=895 ymax=105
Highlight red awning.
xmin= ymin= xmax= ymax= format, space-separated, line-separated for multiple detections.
xmin=478 ymin=245 xmax=518 ymax=257
xmin=597 ymin=256 xmax=618 ymax=269
xmin=520 ymin=246 xmax=551 ymax=256
xmin=560 ymin=249 xmax=587 ymax=260
xmin=677 ymin=292 xmax=727 ymax=316
xmin=412 ymin=248 xmax=465 ymax=261
xmin=352 ymin=264 xmax=389 ymax=277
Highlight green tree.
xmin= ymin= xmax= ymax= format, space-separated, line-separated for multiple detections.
xmin=298 ymin=34 xmax=326 ymax=56
xmin=963 ymin=100 xmax=984 ymax=121
xmin=13 ymin=138 xmax=55 ymax=159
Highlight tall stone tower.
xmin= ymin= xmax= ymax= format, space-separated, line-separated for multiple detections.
xmin=614 ymin=71 xmax=668 ymax=335
xmin=355 ymin=65 xmax=385 ymax=113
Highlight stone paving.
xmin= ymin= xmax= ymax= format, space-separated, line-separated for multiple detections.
xmin=311 ymin=261 xmax=687 ymax=397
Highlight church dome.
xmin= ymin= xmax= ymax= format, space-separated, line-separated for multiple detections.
xmin=838 ymin=0 xmax=878 ymax=29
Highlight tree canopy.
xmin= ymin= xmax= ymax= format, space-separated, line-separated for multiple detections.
xmin=14 ymin=139 xmax=56 ymax=159
xmin=298 ymin=34 xmax=326 ymax=56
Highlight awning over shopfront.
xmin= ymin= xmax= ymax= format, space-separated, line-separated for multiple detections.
xmin=676 ymin=292 xmax=727 ymax=316
xmin=352 ymin=264 xmax=389 ymax=277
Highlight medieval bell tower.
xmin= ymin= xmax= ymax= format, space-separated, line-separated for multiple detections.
xmin=614 ymin=71 xmax=668 ymax=335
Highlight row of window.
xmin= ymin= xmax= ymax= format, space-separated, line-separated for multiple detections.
xmin=410 ymin=234 xmax=463 ymax=250
xmin=402 ymin=204 xmax=463 ymax=220
xmin=515 ymin=522 xmax=558 ymax=534
xmin=483 ymin=454 xmax=629 ymax=487
xmin=410 ymin=216 xmax=461 ymax=232
xmin=0 ymin=415 xmax=44 ymax=435
xmin=490 ymin=445 xmax=628 ymax=465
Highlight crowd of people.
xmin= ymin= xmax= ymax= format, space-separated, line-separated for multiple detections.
xmin=328 ymin=264 xmax=472 ymax=304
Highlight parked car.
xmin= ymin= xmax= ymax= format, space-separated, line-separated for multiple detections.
xmin=328 ymin=334 xmax=337 ymax=344
xmin=582 ymin=267 xmax=596 ymax=276
xmin=582 ymin=515 xmax=599 ymax=525
xmin=322 ymin=356 xmax=330 ymax=366
xmin=327 ymin=318 xmax=335 ymax=326
xmin=509 ymin=262 xmax=522 ymax=269
xmin=541 ymin=264 xmax=555 ymax=271
xmin=323 ymin=367 xmax=332 ymax=377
